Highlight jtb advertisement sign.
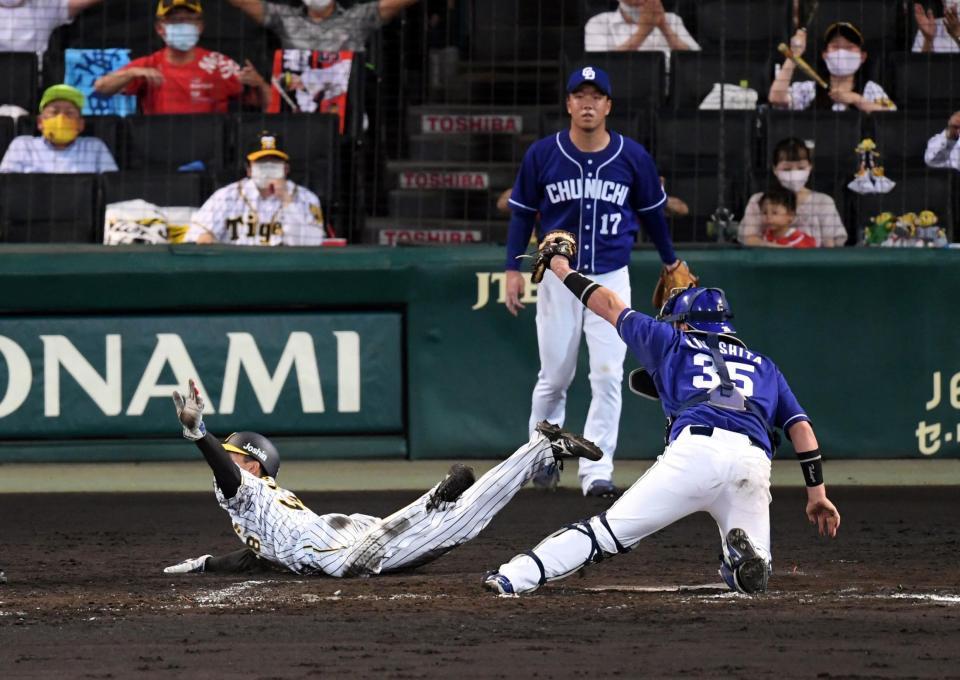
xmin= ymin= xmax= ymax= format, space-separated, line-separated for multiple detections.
xmin=0 ymin=313 xmax=402 ymax=437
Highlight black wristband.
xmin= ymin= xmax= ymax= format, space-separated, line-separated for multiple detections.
xmin=796 ymin=448 xmax=824 ymax=487
xmin=563 ymin=271 xmax=602 ymax=305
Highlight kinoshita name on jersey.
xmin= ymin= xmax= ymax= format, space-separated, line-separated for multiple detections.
xmin=684 ymin=334 xmax=764 ymax=365
xmin=544 ymin=178 xmax=631 ymax=206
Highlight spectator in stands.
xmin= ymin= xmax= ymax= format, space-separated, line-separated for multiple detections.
xmin=769 ymin=23 xmax=896 ymax=113
xmin=758 ymin=187 xmax=815 ymax=249
xmin=185 ymin=130 xmax=326 ymax=246
xmin=0 ymin=84 xmax=117 ymax=173
xmin=0 ymin=0 xmax=102 ymax=60
xmin=924 ymin=110 xmax=960 ymax=171
xmin=738 ymin=138 xmax=847 ymax=248
xmin=584 ymin=0 xmax=699 ymax=56
xmin=93 ymin=0 xmax=271 ymax=114
xmin=225 ymin=0 xmax=421 ymax=51
xmin=913 ymin=1 xmax=960 ymax=53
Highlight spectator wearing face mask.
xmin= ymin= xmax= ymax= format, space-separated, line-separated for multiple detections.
xmin=769 ymin=22 xmax=896 ymax=113
xmin=185 ymin=130 xmax=326 ymax=246
xmin=0 ymin=84 xmax=117 ymax=173
xmin=925 ymin=110 xmax=960 ymax=170
xmin=224 ymin=0 xmax=421 ymax=51
xmin=584 ymin=0 xmax=699 ymax=56
xmin=738 ymin=137 xmax=847 ymax=248
xmin=913 ymin=1 xmax=960 ymax=53
xmin=93 ymin=0 xmax=271 ymax=114
xmin=0 ymin=0 xmax=102 ymax=60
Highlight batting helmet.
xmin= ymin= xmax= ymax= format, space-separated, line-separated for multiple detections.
xmin=658 ymin=287 xmax=736 ymax=334
xmin=222 ymin=431 xmax=281 ymax=479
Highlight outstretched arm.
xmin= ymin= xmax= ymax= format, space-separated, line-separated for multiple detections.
xmin=226 ymin=0 xmax=266 ymax=25
xmin=378 ymin=0 xmax=419 ymax=23
xmin=788 ymin=420 xmax=840 ymax=538
xmin=548 ymin=256 xmax=627 ymax=327
xmin=172 ymin=379 xmax=242 ymax=498
xmin=67 ymin=0 xmax=102 ymax=18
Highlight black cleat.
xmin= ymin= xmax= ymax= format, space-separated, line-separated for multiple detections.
xmin=724 ymin=528 xmax=769 ymax=594
xmin=426 ymin=464 xmax=476 ymax=510
xmin=535 ymin=421 xmax=603 ymax=462
xmin=585 ymin=479 xmax=623 ymax=499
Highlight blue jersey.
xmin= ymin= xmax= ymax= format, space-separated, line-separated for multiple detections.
xmin=616 ymin=309 xmax=809 ymax=458
xmin=505 ymin=129 xmax=675 ymax=275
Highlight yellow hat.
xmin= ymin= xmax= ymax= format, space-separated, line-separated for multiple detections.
xmin=156 ymin=0 xmax=202 ymax=17
xmin=247 ymin=130 xmax=290 ymax=162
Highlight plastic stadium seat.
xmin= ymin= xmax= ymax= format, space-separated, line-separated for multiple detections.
xmin=0 ymin=117 xmax=14 ymax=159
xmin=63 ymin=1 xmax=158 ymax=56
xmin=873 ymin=112 xmax=947 ymax=170
xmin=102 ymin=171 xmax=210 ymax=208
xmin=656 ymin=170 xmax=738 ymax=242
xmin=0 ymin=174 xmax=99 ymax=243
xmin=889 ymin=54 xmax=960 ymax=114
xmin=564 ymin=52 xmax=666 ymax=112
xmin=126 ymin=115 xmax=226 ymax=172
xmin=16 ymin=115 xmax=125 ymax=169
xmin=765 ymin=110 xmax=864 ymax=184
xmin=471 ymin=0 xmax=583 ymax=60
xmin=693 ymin=0 xmax=789 ymax=52
xmin=670 ymin=51 xmax=772 ymax=110
xmin=804 ymin=0 xmax=905 ymax=54
xmin=654 ymin=110 xmax=754 ymax=177
xmin=845 ymin=170 xmax=955 ymax=241
xmin=0 ymin=53 xmax=40 ymax=112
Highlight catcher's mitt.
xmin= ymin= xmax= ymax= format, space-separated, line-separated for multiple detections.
xmin=529 ymin=230 xmax=577 ymax=283
xmin=652 ymin=260 xmax=698 ymax=309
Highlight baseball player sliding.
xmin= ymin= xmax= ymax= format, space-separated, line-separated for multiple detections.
xmin=505 ymin=65 xmax=695 ymax=498
xmin=163 ymin=380 xmax=603 ymax=577
xmin=184 ymin=130 xmax=326 ymax=246
xmin=484 ymin=233 xmax=840 ymax=595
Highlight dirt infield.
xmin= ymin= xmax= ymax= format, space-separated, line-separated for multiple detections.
xmin=1 ymin=486 xmax=958 ymax=679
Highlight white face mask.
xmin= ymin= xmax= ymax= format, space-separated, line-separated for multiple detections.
xmin=251 ymin=162 xmax=286 ymax=190
xmin=163 ymin=22 xmax=201 ymax=52
xmin=775 ymin=168 xmax=811 ymax=192
xmin=823 ymin=49 xmax=862 ymax=77
xmin=618 ymin=1 xmax=641 ymax=22
xmin=303 ymin=0 xmax=333 ymax=11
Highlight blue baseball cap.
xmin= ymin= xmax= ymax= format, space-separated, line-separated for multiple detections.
xmin=566 ymin=66 xmax=612 ymax=97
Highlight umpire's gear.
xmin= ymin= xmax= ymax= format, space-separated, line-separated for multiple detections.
xmin=222 ymin=431 xmax=281 ymax=479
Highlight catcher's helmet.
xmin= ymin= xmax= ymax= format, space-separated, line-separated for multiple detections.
xmin=658 ymin=287 xmax=736 ymax=334
xmin=222 ymin=431 xmax=281 ymax=478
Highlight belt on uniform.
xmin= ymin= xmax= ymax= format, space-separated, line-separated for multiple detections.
xmin=688 ymin=425 xmax=769 ymax=455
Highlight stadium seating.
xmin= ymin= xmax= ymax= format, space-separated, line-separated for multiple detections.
xmin=873 ymin=112 xmax=947 ymax=170
xmin=470 ymin=0 xmax=584 ymax=61
xmin=657 ymin=170 xmax=738 ymax=242
xmin=692 ymin=0 xmax=789 ymax=53
xmin=62 ymin=1 xmax=158 ymax=57
xmin=0 ymin=174 xmax=100 ymax=243
xmin=125 ymin=114 xmax=226 ymax=172
xmin=0 ymin=117 xmax=14 ymax=160
xmin=0 ymin=53 xmax=40 ymax=113
xmin=804 ymin=0 xmax=906 ymax=54
xmin=563 ymin=51 xmax=666 ymax=112
xmin=889 ymin=54 xmax=960 ymax=114
xmin=845 ymin=169 xmax=955 ymax=241
xmin=669 ymin=51 xmax=772 ymax=110
xmin=16 ymin=115 xmax=124 ymax=169
xmin=765 ymin=110 xmax=864 ymax=184
xmin=102 ymin=171 xmax=210 ymax=208
xmin=654 ymin=110 xmax=754 ymax=178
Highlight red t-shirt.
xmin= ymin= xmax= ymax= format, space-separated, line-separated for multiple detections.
xmin=764 ymin=227 xmax=816 ymax=249
xmin=122 ymin=48 xmax=244 ymax=114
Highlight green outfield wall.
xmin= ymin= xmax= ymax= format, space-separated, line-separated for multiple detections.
xmin=0 ymin=244 xmax=957 ymax=461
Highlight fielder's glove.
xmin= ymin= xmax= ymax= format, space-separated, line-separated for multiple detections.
xmin=529 ymin=230 xmax=577 ymax=283
xmin=172 ymin=378 xmax=206 ymax=441
xmin=163 ymin=554 xmax=212 ymax=574
xmin=652 ymin=260 xmax=699 ymax=309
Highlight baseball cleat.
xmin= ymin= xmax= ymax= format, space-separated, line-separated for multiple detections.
xmin=722 ymin=528 xmax=769 ymax=594
xmin=163 ymin=554 xmax=212 ymax=574
xmin=585 ymin=479 xmax=623 ymax=499
xmin=426 ymin=464 xmax=476 ymax=511
xmin=482 ymin=570 xmax=517 ymax=596
xmin=535 ymin=421 xmax=603 ymax=461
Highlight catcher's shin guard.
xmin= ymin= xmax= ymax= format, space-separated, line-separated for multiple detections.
xmin=720 ymin=528 xmax=770 ymax=594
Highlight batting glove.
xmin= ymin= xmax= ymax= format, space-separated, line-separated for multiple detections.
xmin=163 ymin=554 xmax=212 ymax=574
xmin=172 ymin=378 xmax=206 ymax=441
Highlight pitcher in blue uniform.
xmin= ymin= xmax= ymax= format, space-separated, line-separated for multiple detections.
xmin=486 ymin=250 xmax=841 ymax=595
xmin=504 ymin=65 xmax=685 ymax=497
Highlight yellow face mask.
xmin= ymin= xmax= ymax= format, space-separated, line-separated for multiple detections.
xmin=42 ymin=114 xmax=80 ymax=146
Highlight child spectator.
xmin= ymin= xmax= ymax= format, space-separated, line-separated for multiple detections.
xmin=769 ymin=22 xmax=896 ymax=113
xmin=93 ymin=0 xmax=270 ymax=114
xmin=913 ymin=1 xmax=960 ymax=53
xmin=225 ymin=0 xmax=421 ymax=51
xmin=759 ymin=187 xmax=815 ymax=248
xmin=0 ymin=0 xmax=102 ymax=61
xmin=925 ymin=110 xmax=960 ymax=170
xmin=0 ymin=84 xmax=117 ymax=173
xmin=738 ymin=138 xmax=847 ymax=247
xmin=584 ymin=0 xmax=699 ymax=56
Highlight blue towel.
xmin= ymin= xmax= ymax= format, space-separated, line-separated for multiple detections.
xmin=65 ymin=48 xmax=138 ymax=117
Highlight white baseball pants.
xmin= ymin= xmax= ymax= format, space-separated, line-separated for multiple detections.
xmin=528 ymin=265 xmax=631 ymax=493
xmin=497 ymin=426 xmax=773 ymax=592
